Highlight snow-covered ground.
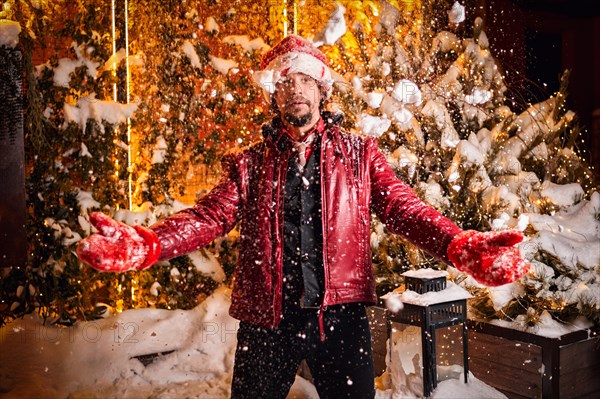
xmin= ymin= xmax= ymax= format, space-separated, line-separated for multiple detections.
xmin=1 ymin=285 xmax=511 ymax=399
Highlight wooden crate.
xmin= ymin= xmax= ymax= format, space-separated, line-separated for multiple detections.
xmin=368 ymin=307 xmax=600 ymax=399
xmin=467 ymin=320 xmax=600 ymax=399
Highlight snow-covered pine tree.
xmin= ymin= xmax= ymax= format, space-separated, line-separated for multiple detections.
xmin=128 ymin=0 xmax=270 ymax=206
xmin=117 ymin=0 xmax=270 ymax=312
xmin=2 ymin=0 xmax=597 ymax=331
xmin=314 ymin=0 xmax=599 ymax=327
xmin=1 ymin=0 xmax=135 ymax=323
xmin=1 ymin=0 xmax=269 ymax=323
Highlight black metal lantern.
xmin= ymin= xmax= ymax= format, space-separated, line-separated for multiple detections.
xmin=384 ymin=269 xmax=471 ymax=397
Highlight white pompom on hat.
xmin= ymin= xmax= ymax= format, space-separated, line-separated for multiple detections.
xmin=253 ymin=35 xmax=333 ymax=99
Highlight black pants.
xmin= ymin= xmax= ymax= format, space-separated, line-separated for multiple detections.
xmin=230 ymin=304 xmax=375 ymax=399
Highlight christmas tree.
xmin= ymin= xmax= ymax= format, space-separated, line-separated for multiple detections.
xmin=1 ymin=0 xmax=598 ymax=331
xmin=1 ymin=0 xmax=268 ymax=322
xmin=315 ymin=1 xmax=599 ymax=327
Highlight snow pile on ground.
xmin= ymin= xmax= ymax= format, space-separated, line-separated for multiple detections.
xmin=375 ymin=325 xmax=507 ymax=399
xmin=0 ymin=287 xmax=237 ymax=398
xmin=1 ymin=284 xmax=509 ymax=399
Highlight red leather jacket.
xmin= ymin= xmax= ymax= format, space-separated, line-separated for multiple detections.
xmin=151 ymin=117 xmax=462 ymax=328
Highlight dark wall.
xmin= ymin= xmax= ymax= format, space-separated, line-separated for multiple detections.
xmin=0 ymin=47 xmax=27 ymax=268
xmin=480 ymin=0 xmax=600 ymax=182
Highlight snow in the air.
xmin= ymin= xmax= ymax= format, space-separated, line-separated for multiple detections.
xmin=447 ymin=2 xmax=466 ymax=25
xmin=313 ymin=2 xmax=347 ymax=47
xmin=2 ymin=1 xmax=598 ymax=398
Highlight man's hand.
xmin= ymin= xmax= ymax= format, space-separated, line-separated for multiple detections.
xmin=77 ymin=212 xmax=160 ymax=272
xmin=447 ymin=230 xmax=530 ymax=286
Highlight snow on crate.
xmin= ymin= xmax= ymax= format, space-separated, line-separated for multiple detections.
xmin=488 ymin=310 xmax=593 ymax=339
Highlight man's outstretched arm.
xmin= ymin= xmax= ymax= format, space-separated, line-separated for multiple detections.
xmin=368 ymin=139 xmax=529 ymax=286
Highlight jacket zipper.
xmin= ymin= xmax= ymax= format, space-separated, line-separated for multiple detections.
xmin=319 ymin=130 xmax=330 ymax=341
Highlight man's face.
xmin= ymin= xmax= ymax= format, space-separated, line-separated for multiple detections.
xmin=273 ymin=72 xmax=322 ymax=127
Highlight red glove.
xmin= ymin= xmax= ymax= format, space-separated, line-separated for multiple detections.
xmin=77 ymin=212 xmax=160 ymax=272
xmin=447 ymin=230 xmax=530 ymax=286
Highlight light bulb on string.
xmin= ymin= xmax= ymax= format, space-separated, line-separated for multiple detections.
xmin=282 ymin=0 xmax=288 ymax=38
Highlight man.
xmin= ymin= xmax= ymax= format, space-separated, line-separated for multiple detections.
xmin=77 ymin=35 xmax=530 ymax=398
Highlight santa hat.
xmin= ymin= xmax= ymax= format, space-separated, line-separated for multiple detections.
xmin=253 ymin=35 xmax=334 ymax=99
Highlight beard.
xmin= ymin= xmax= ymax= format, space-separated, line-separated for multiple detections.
xmin=283 ymin=110 xmax=313 ymax=127
xmin=282 ymin=97 xmax=315 ymax=127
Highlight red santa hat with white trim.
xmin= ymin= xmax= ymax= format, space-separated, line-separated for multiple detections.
xmin=253 ymin=35 xmax=334 ymax=99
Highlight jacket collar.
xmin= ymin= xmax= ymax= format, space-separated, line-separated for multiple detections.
xmin=262 ymin=112 xmax=343 ymax=152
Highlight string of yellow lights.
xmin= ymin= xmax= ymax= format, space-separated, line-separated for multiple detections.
xmin=125 ymin=0 xmax=133 ymax=211
xmin=111 ymin=0 xmax=117 ymax=103
xmin=111 ymin=0 xmax=135 ymax=312
xmin=282 ymin=0 xmax=288 ymax=37
xmin=110 ymin=0 xmax=133 ymax=211
xmin=293 ymin=0 xmax=298 ymax=35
